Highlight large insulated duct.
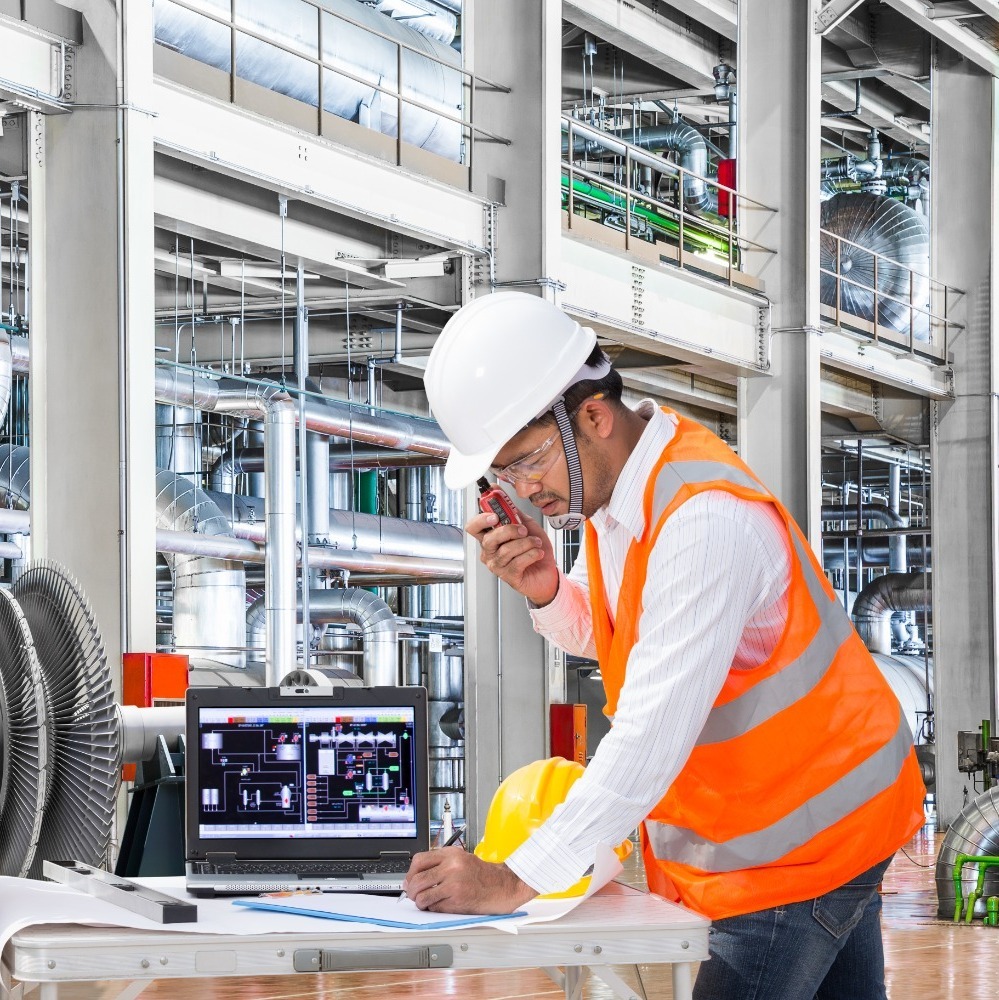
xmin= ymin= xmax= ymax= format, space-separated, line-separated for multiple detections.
xmin=0 ymin=445 xmax=31 ymax=510
xmin=154 ymin=0 xmax=462 ymax=160
xmin=819 ymin=192 xmax=929 ymax=338
xmin=373 ymin=0 xmax=457 ymax=44
xmin=0 ymin=330 xmax=12 ymax=424
xmin=246 ymin=588 xmax=407 ymax=686
xmin=870 ymin=653 xmax=932 ymax=749
xmin=155 ymin=470 xmax=247 ymax=669
xmin=936 ymin=787 xmax=999 ymax=920
xmin=852 ymin=571 xmax=930 ymax=655
xmin=564 ymin=120 xmax=718 ymax=215
xmin=155 ymin=369 xmax=450 ymax=457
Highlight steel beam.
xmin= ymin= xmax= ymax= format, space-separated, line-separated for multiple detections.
xmin=563 ymin=0 xmax=717 ymax=90
xmin=882 ymin=0 xmax=999 ymax=78
xmin=929 ymin=54 xmax=999 ymax=826
xmin=815 ymin=0 xmax=869 ymax=35
xmin=151 ymin=82 xmax=491 ymax=257
xmin=665 ymin=0 xmax=737 ymax=40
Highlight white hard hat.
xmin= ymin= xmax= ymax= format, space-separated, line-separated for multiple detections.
xmin=425 ymin=292 xmax=597 ymax=489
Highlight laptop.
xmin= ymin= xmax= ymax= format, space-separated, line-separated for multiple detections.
xmin=185 ymin=684 xmax=429 ymax=897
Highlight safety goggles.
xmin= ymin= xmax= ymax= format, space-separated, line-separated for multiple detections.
xmin=491 ymin=432 xmax=562 ymax=485
xmin=490 ymin=394 xmax=604 ymax=485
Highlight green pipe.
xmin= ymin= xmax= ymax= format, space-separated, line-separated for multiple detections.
xmin=952 ymin=853 xmax=999 ymax=922
xmin=987 ymin=896 xmax=999 ymax=927
xmin=560 ymin=176 xmax=733 ymax=256
xmin=354 ymin=470 xmax=379 ymax=593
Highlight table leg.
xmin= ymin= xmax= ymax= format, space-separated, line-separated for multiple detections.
xmin=671 ymin=961 xmax=694 ymax=1000
xmin=564 ymin=965 xmax=588 ymax=1000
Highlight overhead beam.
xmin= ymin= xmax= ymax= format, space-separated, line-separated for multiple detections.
xmin=663 ymin=0 xmax=737 ymax=41
xmin=563 ymin=0 xmax=718 ymax=90
xmin=964 ymin=0 xmax=999 ymax=17
xmin=823 ymin=79 xmax=929 ymax=142
xmin=881 ymin=0 xmax=999 ymax=77
xmin=815 ymin=0 xmax=869 ymax=35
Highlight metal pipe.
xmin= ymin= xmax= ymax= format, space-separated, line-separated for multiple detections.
xmin=156 ymin=367 xmax=450 ymax=457
xmin=210 ymin=444 xmax=445 ymax=479
xmin=820 ymin=503 xmax=906 ymax=528
xmin=156 ymin=526 xmax=463 ymax=581
xmin=116 ymin=704 xmax=187 ymax=764
xmin=888 ymin=465 xmax=908 ymax=574
xmin=246 ymin=588 xmax=410 ymax=686
xmin=295 ymin=264 xmax=311 ymax=674
xmin=154 ymin=471 xmax=247 ymax=668
xmin=852 ymin=571 xmax=930 ymax=655
xmin=563 ymin=120 xmax=719 ymax=213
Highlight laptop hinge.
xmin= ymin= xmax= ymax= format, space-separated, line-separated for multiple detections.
xmin=205 ymin=852 xmax=239 ymax=864
xmin=379 ymin=851 xmax=412 ymax=860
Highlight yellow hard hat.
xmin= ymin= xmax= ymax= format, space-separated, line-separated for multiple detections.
xmin=474 ymin=756 xmax=633 ymax=899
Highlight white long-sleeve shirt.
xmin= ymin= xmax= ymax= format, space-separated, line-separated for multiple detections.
xmin=505 ymin=401 xmax=792 ymax=895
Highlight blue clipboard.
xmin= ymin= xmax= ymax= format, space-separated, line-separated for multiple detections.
xmin=232 ymin=897 xmax=527 ymax=930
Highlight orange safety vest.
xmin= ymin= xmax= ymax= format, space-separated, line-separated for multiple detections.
xmin=584 ymin=410 xmax=925 ymax=921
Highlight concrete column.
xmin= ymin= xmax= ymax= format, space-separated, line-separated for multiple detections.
xmin=737 ymin=0 xmax=823 ymax=541
xmin=460 ymin=0 xmax=561 ymax=837
xmin=929 ymin=52 xmax=998 ymax=826
xmin=28 ymin=0 xmax=157 ymax=684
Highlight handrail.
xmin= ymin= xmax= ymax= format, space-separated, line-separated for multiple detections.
xmin=561 ymin=115 xmax=777 ymax=289
xmin=820 ymin=226 xmax=962 ymax=362
xmin=157 ymin=0 xmax=511 ymax=184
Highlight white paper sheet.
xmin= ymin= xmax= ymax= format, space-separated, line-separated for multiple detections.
xmin=0 ymin=844 xmax=624 ymax=950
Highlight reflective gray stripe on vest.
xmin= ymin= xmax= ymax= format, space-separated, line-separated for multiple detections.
xmin=651 ymin=461 xmax=763 ymax=521
xmin=695 ymin=531 xmax=854 ymax=746
xmin=646 ymin=712 xmax=914 ymax=872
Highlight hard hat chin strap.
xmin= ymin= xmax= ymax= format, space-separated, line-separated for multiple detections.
xmin=547 ymin=396 xmax=586 ymax=532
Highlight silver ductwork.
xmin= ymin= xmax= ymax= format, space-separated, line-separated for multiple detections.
xmin=936 ymin=787 xmax=999 ymax=919
xmin=564 ymin=120 xmax=719 ymax=215
xmin=821 ymin=503 xmax=905 ymax=529
xmin=156 ymin=525 xmax=462 ymax=584
xmin=156 ymin=368 xmax=450 ymax=458
xmin=373 ymin=0 xmax=457 ymax=44
xmin=155 ymin=471 xmax=247 ymax=669
xmin=0 ymin=445 xmax=31 ymax=509
xmin=154 ymin=0 xmax=462 ymax=160
xmin=246 ymin=588 xmax=409 ymax=686
xmin=819 ymin=192 xmax=929 ymax=338
xmin=0 ymin=331 xmax=12 ymax=424
xmin=210 ymin=445 xmax=446 ymax=482
xmin=823 ymin=539 xmax=928 ymax=570
xmin=852 ymin=571 xmax=930 ymax=655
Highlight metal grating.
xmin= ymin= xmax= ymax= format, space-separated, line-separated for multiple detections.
xmin=12 ymin=561 xmax=117 ymax=879
xmin=0 ymin=588 xmax=49 ymax=877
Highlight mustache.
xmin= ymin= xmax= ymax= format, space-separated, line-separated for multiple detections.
xmin=532 ymin=491 xmax=565 ymax=506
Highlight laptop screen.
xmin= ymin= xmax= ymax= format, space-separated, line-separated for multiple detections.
xmin=186 ymin=686 xmax=429 ymax=861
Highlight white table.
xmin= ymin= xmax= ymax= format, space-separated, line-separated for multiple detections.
xmin=1 ymin=881 xmax=708 ymax=1000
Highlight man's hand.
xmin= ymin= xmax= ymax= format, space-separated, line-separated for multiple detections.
xmin=402 ymin=848 xmax=538 ymax=914
xmin=466 ymin=510 xmax=559 ymax=607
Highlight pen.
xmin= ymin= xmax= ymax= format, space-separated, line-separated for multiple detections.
xmin=442 ymin=825 xmax=465 ymax=849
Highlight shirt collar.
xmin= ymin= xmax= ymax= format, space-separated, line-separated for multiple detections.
xmin=590 ymin=400 xmax=677 ymax=540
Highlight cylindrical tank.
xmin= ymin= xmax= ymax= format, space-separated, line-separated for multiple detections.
xmin=154 ymin=0 xmax=463 ymax=160
xmin=871 ymin=653 xmax=933 ymax=744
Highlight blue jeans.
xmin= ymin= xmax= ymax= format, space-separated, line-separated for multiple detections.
xmin=691 ymin=856 xmax=893 ymax=1000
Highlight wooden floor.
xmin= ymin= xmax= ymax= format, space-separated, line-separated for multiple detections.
xmin=25 ymin=824 xmax=999 ymax=999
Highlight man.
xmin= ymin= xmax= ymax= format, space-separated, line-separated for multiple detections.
xmin=403 ymin=292 xmax=924 ymax=999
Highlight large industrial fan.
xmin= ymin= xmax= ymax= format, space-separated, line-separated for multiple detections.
xmin=819 ymin=192 xmax=929 ymax=339
xmin=0 ymin=589 xmax=49 ymax=877
xmin=0 ymin=561 xmax=182 ymax=879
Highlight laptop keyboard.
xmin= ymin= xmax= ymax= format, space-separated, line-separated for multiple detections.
xmin=193 ymin=859 xmax=410 ymax=876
